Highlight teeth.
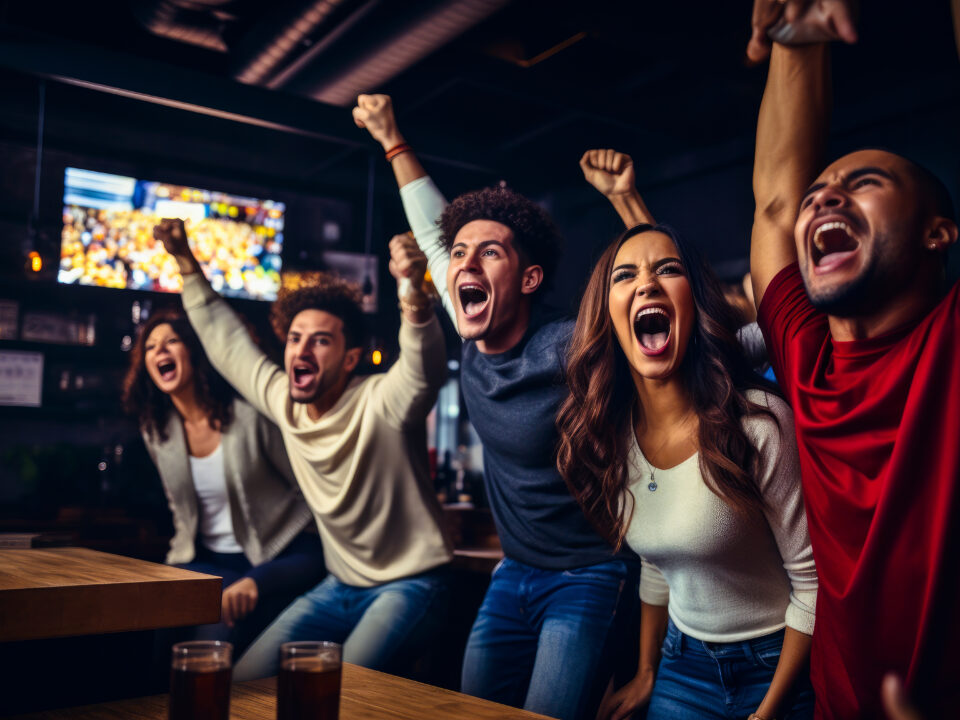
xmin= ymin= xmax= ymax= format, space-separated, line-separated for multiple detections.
xmin=635 ymin=307 xmax=668 ymax=322
xmin=813 ymin=221 xmax=850 ymax=252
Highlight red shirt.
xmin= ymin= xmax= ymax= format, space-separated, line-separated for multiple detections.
xmin=758 ymin=263 xmax=960 ymax=719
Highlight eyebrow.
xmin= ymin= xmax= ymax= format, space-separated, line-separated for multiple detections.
xmin=287 ymin=330 xmax=334 ymax=338
xmin=451 ymin=239 xmax=508 ymax=251
xmin=611 ymin=257 xmax=683 ymax=274
xmin=801 ymin=166 xmax=896 ymax=204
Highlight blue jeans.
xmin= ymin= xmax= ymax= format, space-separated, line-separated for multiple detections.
xmin=233 ymin=567 xmax=450 ymax=681
xmin=648 ymin=619 xmax=815 ymax=720
xmin=461 ymin=557 xmax=637 ymax=720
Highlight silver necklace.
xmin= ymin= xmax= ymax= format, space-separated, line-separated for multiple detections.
xmin=635 ymin=451 xmax=659 ymax=492
xmin=645 ymin=457 xmax=658 ymax=492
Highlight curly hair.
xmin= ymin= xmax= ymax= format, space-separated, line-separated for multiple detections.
xmin=270 ymin=272 xmax=365 ymax=348
xmin=122 ymin=311 xmax=235 ymax=442
xmin=556 ymin=224 xmax=780 ymax=551
xmin=438 ymin=186 xmax=563 ymax=292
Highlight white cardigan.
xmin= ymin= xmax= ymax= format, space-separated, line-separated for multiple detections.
xmin=143 ymin=397 xmax=313 ymax=566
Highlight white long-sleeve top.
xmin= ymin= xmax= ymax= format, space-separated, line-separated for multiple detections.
xmin=399 ymin=176 xmax=457 ymax=327
xmin=625 ymin=390 xmax=817 ymax=642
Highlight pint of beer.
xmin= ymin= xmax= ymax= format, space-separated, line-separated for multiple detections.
xmin=277 ymin=641 xmax=342 ymax=720
xmin=168 ymin=640 xmax=232 ymax=720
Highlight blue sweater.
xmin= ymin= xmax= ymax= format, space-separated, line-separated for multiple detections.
xmin=460 ymin=310 xmax=621 ymax=568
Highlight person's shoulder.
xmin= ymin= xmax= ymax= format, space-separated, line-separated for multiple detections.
xmin=232 ymin=396 xmax=258 ymax=421
xmin=742 ymin=388 xmax=795 ymax=438
xmin=529 ymin=308 xmax=575 ymax=344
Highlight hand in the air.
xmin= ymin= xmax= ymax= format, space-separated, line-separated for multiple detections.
xmin=747 ymin=0 xmax=858 ymax=64
xmin=353 ymin=94 xmax=404 ymax=150
xmin=580 ymin=149 xmax=636 ymax=199
xmin=388 ymin=233 xmax=427 ymax=290
xmin=152 ymin=218 xmax=191 ymax=258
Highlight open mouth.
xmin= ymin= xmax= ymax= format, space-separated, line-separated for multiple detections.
xmin=157 ymin=360 xmax=177 ymax=382
xmin=458 ymin=283 xmax=489 ymax=318
xmin=812 ymin=221 xmax=860 ymax=274
xmin=292 ymin=365 xmax=317 ymax=389
xmin=633 ymin=307 xmax=671 ymax=355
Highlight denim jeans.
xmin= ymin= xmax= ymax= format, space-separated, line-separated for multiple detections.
xmin=647 ymin=619 xmax=815 ymax=720
xmin=233 ymin=566 xmax=450 ymax=681
xmin=461 ymin=556 xmax=637 ymax=720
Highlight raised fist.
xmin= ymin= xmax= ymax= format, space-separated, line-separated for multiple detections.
xmin=388 ymin=232 xmax=427 ymax=291
xmin=747 ymin=0 xmax=858 ymax=64
xmin=353 ymin=94 xmax=404 ymax=150
xmin=580 ymin=149 xmax=636 ymax=198
xmin=153 ymin=218 xmax=190 ymax=258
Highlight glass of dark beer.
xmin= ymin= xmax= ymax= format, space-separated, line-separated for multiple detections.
xmin=168 ymin=640 xmax=232 ymax=720
xmin=277 ymin=641 xmax=342 ymax=720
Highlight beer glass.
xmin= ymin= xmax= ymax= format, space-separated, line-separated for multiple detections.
xmin=168 ymin=640 xmax=232 ymax=720
xmin=277 ymin=641 xmax=342 ymax=720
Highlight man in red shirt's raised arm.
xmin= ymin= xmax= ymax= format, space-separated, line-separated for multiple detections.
xmin=748 ymin=1 xmax=959 ymax=718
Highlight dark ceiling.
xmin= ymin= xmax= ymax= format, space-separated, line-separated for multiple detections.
xmin=2 ymin=0 xmax=957 ymax=191
xmin=0 ymin=0 xmax=958 ymax=280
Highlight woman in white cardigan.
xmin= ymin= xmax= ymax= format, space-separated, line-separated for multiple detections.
xmin=123 ymin=310 xmax=324 ymax=654
xmin=557 ymin=225 xmax=817 ymax=720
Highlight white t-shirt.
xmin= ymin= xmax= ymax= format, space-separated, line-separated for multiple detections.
xmin=624 ymin=390 xmax=817 ymax=643
xmin=189 ymin=443 xmax=243 ymax=554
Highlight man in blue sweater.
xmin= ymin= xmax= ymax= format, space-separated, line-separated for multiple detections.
xmin=354 ymin=95 xmax=647 ymax=720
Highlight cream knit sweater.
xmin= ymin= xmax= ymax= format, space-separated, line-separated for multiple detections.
xmin=182 ymin=273 xmax=453 ymax=587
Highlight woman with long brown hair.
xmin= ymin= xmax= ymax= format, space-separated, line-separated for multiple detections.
xmin=123 ymin=310 xmax=324 ymax=654
xmin=557 ymin=224 xmax=817 ymax=720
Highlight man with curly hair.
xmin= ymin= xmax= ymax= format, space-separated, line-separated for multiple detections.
xmin=154 ymin=220 xmax=453 ymax=679
xmin=354 ymin=96 xmax=651 ymax=720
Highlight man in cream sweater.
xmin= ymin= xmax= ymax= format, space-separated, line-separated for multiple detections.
xmin=154 ymin=220 xmax=453 ymax=680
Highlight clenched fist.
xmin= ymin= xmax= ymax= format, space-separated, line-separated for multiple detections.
xmin=746 ymin=0 xmax=858 ymax=65
xmin=353 ymin=94 xmax=404 ymax=150
xmin=153 ymin=218 xmax=190 ymax=258
xmin=388 ymin=232 xmax=427 ymax=290
xmin=580 ymin=149 xmax=636 ymax=198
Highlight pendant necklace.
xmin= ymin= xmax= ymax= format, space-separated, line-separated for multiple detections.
xmin=645 ymin=456 xmax=658 ymax=492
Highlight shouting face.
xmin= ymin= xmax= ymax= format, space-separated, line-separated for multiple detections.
xmin=446 ymin=219 xmax=541 ymax=352
xmin=795 ymin=149 xmax=935 ymax=317
xmin=144 ymin=323 xmax=194 ymax=396
xmin=283 ymin=309 xmax=359 ymax=406
xmin=608 ymin=231 xmax=696 ymax=382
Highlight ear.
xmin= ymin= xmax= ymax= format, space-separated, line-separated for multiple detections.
xmin=520 ymin=264 xmax=544 ymax=296
xmin=343 ymin=347 xmax=362 ymax=374
xmin=926 ymin=217 xmax=959 ymax=252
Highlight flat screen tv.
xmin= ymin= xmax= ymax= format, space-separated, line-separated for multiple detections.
xmin=59 ymin=168 xmax=285 ymax=301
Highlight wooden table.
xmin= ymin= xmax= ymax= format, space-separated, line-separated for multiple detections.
xmin=12 ymin=663 xmax=556 ymax=719
xmin=0 ymin=547 xmax=221 ymax=642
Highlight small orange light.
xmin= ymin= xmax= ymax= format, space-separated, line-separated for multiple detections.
xmin=29 ymin=252 xmax=42 ymax=272
xmin=424 ymin=269 xmax=432 ymax=283
xmin=371 ymin=350 xmax=383 ymax=366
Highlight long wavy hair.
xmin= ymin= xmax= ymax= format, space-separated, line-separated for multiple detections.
xmin=556 ymin=224 xmax=778 ymax=550
xmin=122 ymin=311 xmax=235 ymax=442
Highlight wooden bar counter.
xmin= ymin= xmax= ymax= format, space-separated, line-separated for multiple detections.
xmin=0 ymin=547 xmax=221 ymax=642
xmin=11 ymin=663 xmax=555 ymax=719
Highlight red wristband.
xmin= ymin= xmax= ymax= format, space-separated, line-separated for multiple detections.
xmin=385 ymin=143 xmax=411 ymax=162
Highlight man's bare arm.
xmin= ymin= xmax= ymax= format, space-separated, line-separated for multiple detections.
xmin=751 ymin=42 xmax=830 ymax=306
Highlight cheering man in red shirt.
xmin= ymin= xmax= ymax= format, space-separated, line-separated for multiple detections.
xmin=748 ymin=3 xmax=959 ymax=718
